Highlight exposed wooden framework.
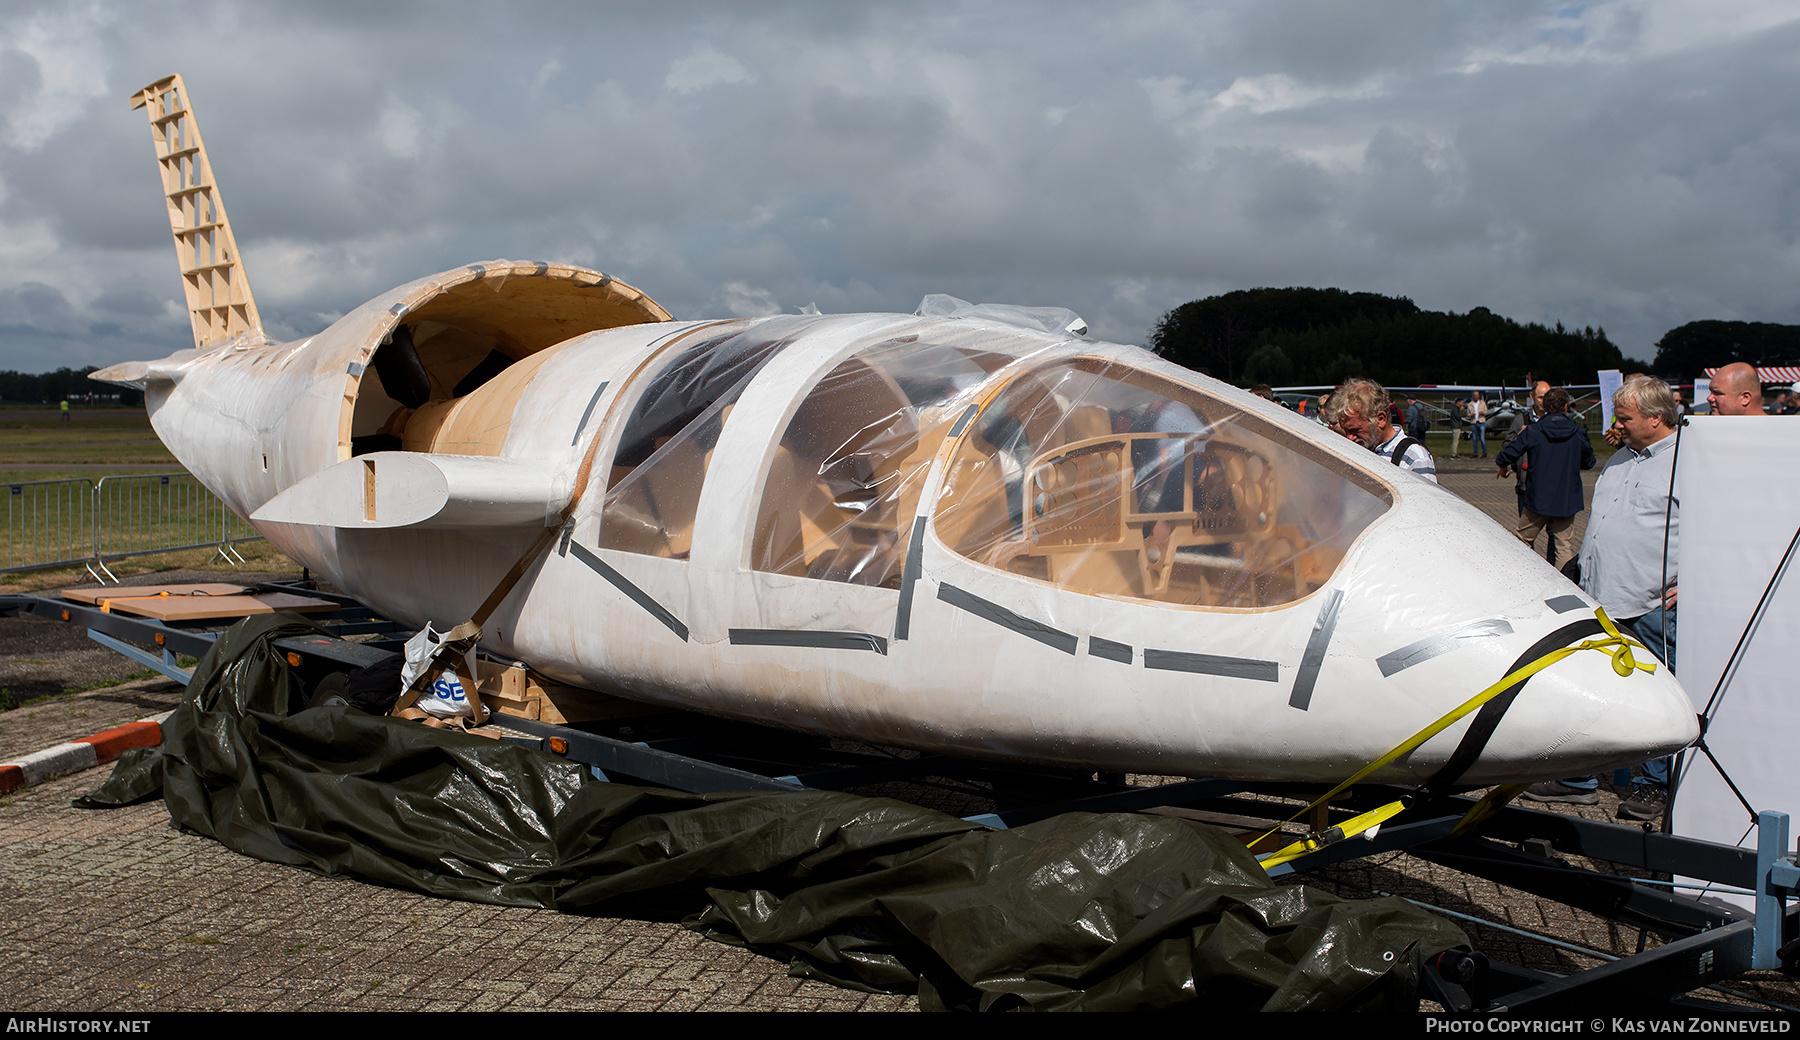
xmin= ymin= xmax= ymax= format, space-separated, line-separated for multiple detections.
xmin=129 ymin=74 xmax=264 ymax=350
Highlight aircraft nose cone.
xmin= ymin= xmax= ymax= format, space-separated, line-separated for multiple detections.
xmin=1469 ymin=644 xmax=1698 ymax=784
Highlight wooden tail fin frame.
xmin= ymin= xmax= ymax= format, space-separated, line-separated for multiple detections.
xmin=129 ymin=74 xmax=265 ymax=352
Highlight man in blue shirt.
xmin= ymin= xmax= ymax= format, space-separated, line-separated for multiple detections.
xmin=1525 ymin=376 xmax=1680 ymax=821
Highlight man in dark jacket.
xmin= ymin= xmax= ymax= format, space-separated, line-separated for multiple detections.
xmin=1495 ymin=388 xmax=1595 ymax=568
xmin=1406 ymin=397 xmax=1428 ymax=440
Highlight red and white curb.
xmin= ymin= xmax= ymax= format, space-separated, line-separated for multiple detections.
xmin=0 ymin=711 xmax=170 ymax=795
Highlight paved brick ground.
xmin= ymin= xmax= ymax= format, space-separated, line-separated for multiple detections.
xmin=1431 ymin=453 xmax=1596 ymax=561
xmin=0 ymin=769 xmax=915 ymax=1012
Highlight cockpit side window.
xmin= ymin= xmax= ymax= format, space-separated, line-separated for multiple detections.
xmin=933 ymin=358 xmax=1391 ymax=608
xmin=750 ymin=339 xmax=1005 ymax=588
xmin=597 ymin=324 xmax=794 ymax=559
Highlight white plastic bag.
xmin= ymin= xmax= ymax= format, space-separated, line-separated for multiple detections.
xmin=400 ymin=623 xmax=481 ymax=719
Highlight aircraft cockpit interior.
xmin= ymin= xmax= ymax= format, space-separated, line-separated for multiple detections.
xmin=748 ymin=337 xmax=1010 ymax=587
xmin=935 ymin=358 xmax=1393 ymax=608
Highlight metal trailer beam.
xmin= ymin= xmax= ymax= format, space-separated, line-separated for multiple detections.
xmin=1409 ymin=836 xmax=1741 ymax=935
xmin=3 ymin=594 xmax=222 ymax=659
xmin=253 ymin=581 xmax=366 ymax=606
xmin=1263 ymin=792 xmax=1800 ymax=1009
xmin=87 ymin=627 xmax=196 ymax=683
xmin=270 ymin=631 xmax=399 ymax=671
xmin=972 ymin=777 xmax=1253 ymax=830
xmin=492 ymin=714 xmax=806 ymax=794
xmin=1413 ymin=791 xmax=1760 ymax=887
xmin=1493 ymin=916 xmax=1757 ymax=1012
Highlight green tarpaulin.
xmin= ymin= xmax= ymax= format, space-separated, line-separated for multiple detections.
xmin=82 ymin=613 xmax=1466 ymax=1011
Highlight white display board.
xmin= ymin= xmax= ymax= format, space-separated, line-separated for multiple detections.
xmin=1693 ymin=377 xmax=1710 ymax=414
xmin=1597 ymin=369 xmax=1623 ymax=430
xmin=1672 ymin=416 xmax=1800 ymax=905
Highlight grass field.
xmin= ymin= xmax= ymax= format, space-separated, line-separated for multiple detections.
xmin=0 ymin=538 xmax=298 ymax=592
xmin=0 ymin=406 xmax=180 ymax=484
xmin=0 ymin=405 xmax=296 ymax=579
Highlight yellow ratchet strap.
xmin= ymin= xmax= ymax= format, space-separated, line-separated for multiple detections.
xmin=1254 ymin=608 xmax=1654 ymax=869
xmin=1448 ymin=782 xmax=1532 ymax=839
xmin=1260 ymin=799 xmax=1406 ymax=869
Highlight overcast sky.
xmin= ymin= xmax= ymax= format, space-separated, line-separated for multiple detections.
xmin=1 ymin=0 xmax=1796 ymax=374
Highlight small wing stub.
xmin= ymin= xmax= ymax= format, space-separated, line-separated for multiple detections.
xmin=251 ymin=452 xmax=563 ymax=530
xmin=129 ymin=74 xmax=264 ymax=351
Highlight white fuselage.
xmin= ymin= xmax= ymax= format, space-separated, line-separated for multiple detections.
xmin=120 ymin=262 xmax=1698 ymax=785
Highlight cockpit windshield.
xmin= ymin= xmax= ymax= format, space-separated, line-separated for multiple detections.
xmin=933 ymin=357 xmax=1392 ymax=609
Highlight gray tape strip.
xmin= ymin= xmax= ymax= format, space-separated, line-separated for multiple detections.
xmin=388 ymin=303 xmax=407 ymax=316
xmin=468 ymin=263 xmax=486 ymax=279
xmin=1145 ymin=649 xmax=1279 ymax=682
xmin=532 ymin=261 xmax=548 ymax=276
xmin=893 ymin=517 xmax=928 ymax=641
xmin=1288 ymin=588 xmax=1344 ymax=710
xmin=571 ymin=381 xmax=609 ymax=445
xmin=937 ymin=584 xmax=1077 ymax=655
xmin=1090 ymin=636 xmax=1132 ymax=663
xmin=1376 ymin=617 xmax=1515 ymax=677
xmin=949 ymin=404 xmax=979 ymax=438
xmin=593 ymin=273 xmax=613 ymax=288
xmin=346 ymin=362 xmax=365 ymax=377
xmin=567 ymin=541 xmax=689 ymax=641
xmin=1545 ymin=595 xmax=1587 ymax=614
xmin=729 ymin=629 xmax=888 ymax=655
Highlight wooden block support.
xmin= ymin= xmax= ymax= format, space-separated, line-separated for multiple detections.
xmin=475 ymin=658 xmax=655 ymax=725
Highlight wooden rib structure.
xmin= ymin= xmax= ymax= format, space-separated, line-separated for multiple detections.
xmin=129 ymin=74 xmax=264 ymax=350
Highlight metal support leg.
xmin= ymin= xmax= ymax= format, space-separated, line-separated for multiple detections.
xmin=86 ymin=628 xmax=195 ymax=683
xmin=1755 ymin=810 xmax=1796 ymax=970
xmin=85 ymin=556 xmax=119 ymax=585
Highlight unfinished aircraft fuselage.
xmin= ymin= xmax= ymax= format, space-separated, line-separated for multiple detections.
xmin=96 ymin=75 xmax=1698 ymax=785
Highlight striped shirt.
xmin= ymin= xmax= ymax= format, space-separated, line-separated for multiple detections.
xmin=1373 ymin=431 xmax=1438 ymax=482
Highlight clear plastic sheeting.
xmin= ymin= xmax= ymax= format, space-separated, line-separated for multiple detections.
xmin=752 ymin=337 xmax=1010 ymax=587
xmin=914 ymin=293 xmax=1089 ymax=337
xmin=934 ymin=358 xmax=1393 ymax=609
xmin=599 ymin=320 xmax=790 ymax=558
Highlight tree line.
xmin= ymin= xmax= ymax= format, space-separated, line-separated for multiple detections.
xmin=1148 ymin=287 xmax=1627 ymax=387
xmin=1651 ymin=321 xmax=1800 ymax=377
xmin=0 ymin=367 xmax=143 ymax=407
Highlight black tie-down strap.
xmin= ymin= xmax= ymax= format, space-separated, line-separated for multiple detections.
xmin=1421 ymin=616 xmax=1608 ymax=794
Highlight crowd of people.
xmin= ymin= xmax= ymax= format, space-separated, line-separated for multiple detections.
xmin=1293 ymin=364 xmax=1791 ymax=823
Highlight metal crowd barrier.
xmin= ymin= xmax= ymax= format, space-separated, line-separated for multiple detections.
xmin=0 ymin=472 xmax=261 ymax=582
xmin=2 ymin=477 xmax=97 ymax=574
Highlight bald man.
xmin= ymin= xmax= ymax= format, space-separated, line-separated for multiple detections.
xmin=1706 ymin=362 xmax=1764 ymax=416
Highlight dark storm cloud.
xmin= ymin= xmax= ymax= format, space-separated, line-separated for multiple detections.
xmin=0 ymin=0 xmax=1795 ymax=373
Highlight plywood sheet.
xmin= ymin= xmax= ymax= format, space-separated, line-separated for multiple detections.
xmin=60 ymin=584 xmax=338 ymax=620
xmin=62 ymin=584 xmax=249 ymax=604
